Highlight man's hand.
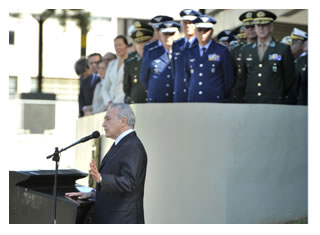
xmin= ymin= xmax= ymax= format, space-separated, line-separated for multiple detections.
xmin=65 ymin=191 xmax=95 ymax=200
xmin=83 ymin=105 xmax=93 ymax=116
xmin=90 ymin=160 xmax=101 ymax=183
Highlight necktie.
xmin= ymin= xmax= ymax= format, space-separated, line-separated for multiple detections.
xmin=202 ymin=47 xmax=206 ymax=58
xmin=258 ymin=43 xmax=266 ymax=61
xmin=91 ymin=74 xmax=97 ymax=87
xmin=185 ymin=41 xmax=190 ymax=50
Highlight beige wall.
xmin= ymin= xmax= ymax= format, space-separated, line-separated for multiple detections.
xmin=76 ymin=103 xmax=307 ymax=223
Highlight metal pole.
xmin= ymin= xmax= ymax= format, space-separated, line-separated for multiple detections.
xmin=38 ymin=17 xmax=43 ymax=93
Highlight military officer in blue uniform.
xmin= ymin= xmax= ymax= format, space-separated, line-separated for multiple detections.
xmin=123 ymin=21 xmax=154 ymax=104
xmin=217 ymin=30 xmax=237 ymax=50
xmin=185 ymin=15 xmax=235 ymax=102
xmin=234 ymin=10 xmax=295 ymax=104
xmin=143 ymin=15 xmax=173 ymax=58
xmin=140 ymin=15 xmax=173 ymax=89
xmin=284 ymin=27 xmax=308 ymax=105
xmin=172 ymin=9 xmax=200 ymax=102
xmin=139 ymin=21 xmax=180 ymax=102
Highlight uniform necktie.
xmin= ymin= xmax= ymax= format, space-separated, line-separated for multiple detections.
xmin=258 ymin=43 xmax=267 ymax=61
xmin=185 ymin=41 xmax=190 ymax=50
xmin=202 ymin=47 xmax=206 ymax=57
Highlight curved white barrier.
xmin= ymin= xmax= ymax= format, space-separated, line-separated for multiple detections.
xmin=76 ymin=103 xmax=307 ymax=223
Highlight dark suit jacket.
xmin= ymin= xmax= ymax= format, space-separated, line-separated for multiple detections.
xmin=94 ymin=131 xmax=148 ymax=224
xmin=78 ymin=74 xmax=99 ymax=117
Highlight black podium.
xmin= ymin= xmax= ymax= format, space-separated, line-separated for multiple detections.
xmin=9 ymin=169 xmax=94 ymax=224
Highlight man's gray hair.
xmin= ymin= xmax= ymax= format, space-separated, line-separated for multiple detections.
xmin=109 ymin=103 xmax=136 ymax=128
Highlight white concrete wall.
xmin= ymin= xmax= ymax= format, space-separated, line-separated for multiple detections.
xmin=75 ymin=103 xmax=307 ymax=223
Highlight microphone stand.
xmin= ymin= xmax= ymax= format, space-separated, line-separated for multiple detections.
xmin=46 ymin=140 xmax=84 ymax=224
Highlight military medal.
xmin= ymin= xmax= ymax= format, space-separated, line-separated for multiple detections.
xmin=272 ymin=63 xmax=278 ymax=72
xmin=211 ymin=63 xmax=216 ymax=73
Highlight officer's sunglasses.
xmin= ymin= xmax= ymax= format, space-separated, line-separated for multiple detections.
xmin=196 ymin=28 xmax=211 ymax=33
xmin=163 ymin=32 xmax=176 ymax=36
xmin=245 ymin=25 xmax=254 ymax=29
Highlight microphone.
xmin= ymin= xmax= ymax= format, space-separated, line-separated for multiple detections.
xmin=46 ymin=131 xmax=100 ymax=159
xmin=79 ymin=131 xmax=100 ymax=143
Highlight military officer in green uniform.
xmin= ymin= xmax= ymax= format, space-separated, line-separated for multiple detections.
xmin=294 ymin=30 xmax=308 ymax=105
xmin=233 ymin=10 xmax=295 ymax=104
xmin=123 ymin=21 xmax=154 ymax=104
xmin=231 ymin=11 xmax=257 ymax=101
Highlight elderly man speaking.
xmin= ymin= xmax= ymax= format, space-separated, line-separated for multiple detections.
xmin=66 ymin=103 xmax=148 ymax=224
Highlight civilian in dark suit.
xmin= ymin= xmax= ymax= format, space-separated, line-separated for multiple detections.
xmin=66 ymin=103 xmax=148 ymax=224
xmin=78 ymin=53 xmax=102 ymax=117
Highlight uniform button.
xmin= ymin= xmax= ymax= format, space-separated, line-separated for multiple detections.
xmin=199 ymin=73 xmax=203 ymax=76
xmin=217 ymin=96 xmax=220 ymax=99
xmin=259 ymin=64 xmax=263 ymax=68
xmin=166 ymin=83 xmax=170 ymax=87
xmin=200 ymin=64 xmax=203 ymax=67
xmin=257 ymin=82 xmax=261 ymax=87
xmin=149 ymin=98 xmax=152 ymax=101
xmin=199 ymin=91 xmax=203 ymax=95
xmin=183 ymin=78 xmax=187 ymax=82
xmin=198 ymin=81 xmax=203 ymax=86
xmin=133 ymin=79 xmax=138 ymax=83
xmin=165 ymin=93 xmax=169 ymax=96
xmin=167 ymin=74 xmax=171 ymax=78
xmin=257 ymin=92 xmax=262 ymax=96
xmin=258 ymin=73 xmax=262 ymax=77
xmin=168 ymin=66 xmax=171 ymax=69
xmin=183 ymin=89 xmax=187 ymax=93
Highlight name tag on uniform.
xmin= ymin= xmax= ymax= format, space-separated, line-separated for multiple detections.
xmin=269 ymin=53 xmax=282 ymax=61
xmin=208 ymin=53 xmax=220 ymax=61
xmin=189 ymin=58 xmax=195 ymax=62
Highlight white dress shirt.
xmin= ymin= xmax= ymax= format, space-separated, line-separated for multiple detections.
xmin=115 ymin=129 xmax=134 ymax=145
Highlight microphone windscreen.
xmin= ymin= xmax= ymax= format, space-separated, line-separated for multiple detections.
xmin=92 ymin=131 xmax=100 ymax=139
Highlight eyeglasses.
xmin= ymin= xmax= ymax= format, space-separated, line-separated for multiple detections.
xmin=245 ymin=25 xmax=254 ymax=29
xmin=89 ymin=61 xmax=100 ymax=65
xmin=196 ymin=28 xmax=211 ymax=33
xmin=162 ymin=32 xmax=175 ymax=36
